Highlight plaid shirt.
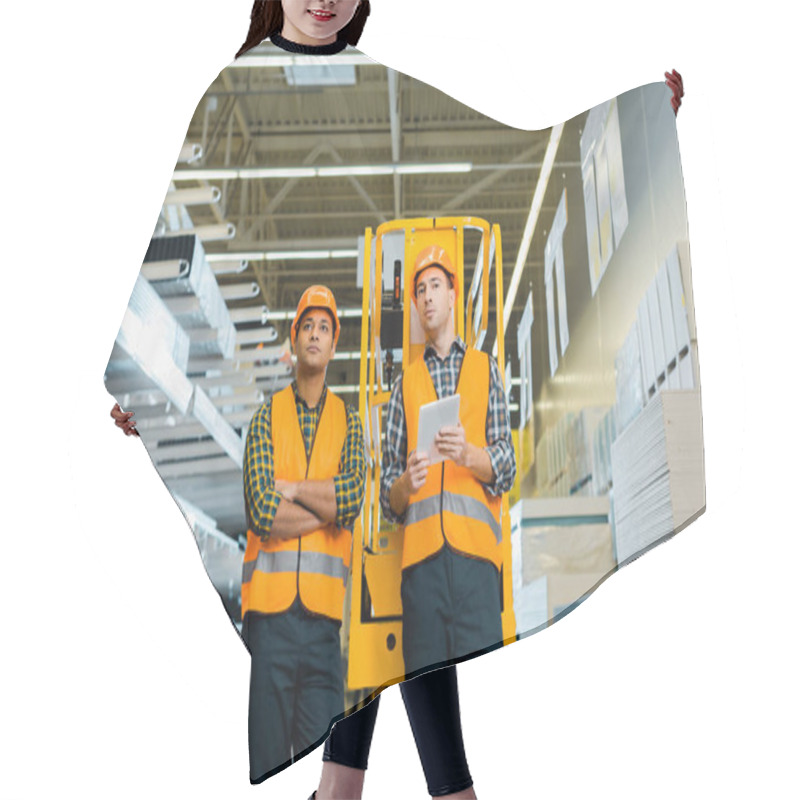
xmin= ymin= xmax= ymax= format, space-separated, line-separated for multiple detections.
xmin=244 ymin=381 xmax=366 ymax=538
xmin=380 ymin=336 xmax=516 ymax=524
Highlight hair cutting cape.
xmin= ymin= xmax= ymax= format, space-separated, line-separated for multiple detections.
xmin=105 ymin=36 xmax=704 ymax=782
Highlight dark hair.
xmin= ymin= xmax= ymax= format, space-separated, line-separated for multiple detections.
xmin=414 ymin=266 xmax=454 ymax=293
xmin=236 ymin=0 xmax=371 ymax=59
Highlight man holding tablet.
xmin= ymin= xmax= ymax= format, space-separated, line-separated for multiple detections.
xmin=381 ymin=245 xmax=516 ymax=676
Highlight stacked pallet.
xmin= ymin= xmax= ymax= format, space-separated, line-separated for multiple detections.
xmin=610 ymin=390 xmax=704 ymax=565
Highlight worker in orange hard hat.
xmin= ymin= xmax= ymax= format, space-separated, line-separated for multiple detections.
xmin=410 ymin=244 xmax=459 ymax=299
xmin=242 ymin=283 xmax=365 ymax=783
xmin=318 ymin=243 xmax=516 ymax=800
xmin=290 ymin=284 xmax=342 ymax=350
xmin=390 ymin=243 xmax=517 ymax=676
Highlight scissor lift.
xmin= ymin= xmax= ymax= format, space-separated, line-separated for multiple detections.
xmin=346 ymin=217 xmax=517 ymax=693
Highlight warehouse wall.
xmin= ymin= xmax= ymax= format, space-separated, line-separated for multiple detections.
xmin=531 ymin=82 xmax=690 ymax=446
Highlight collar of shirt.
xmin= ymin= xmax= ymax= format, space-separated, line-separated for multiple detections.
xmin=424 ymin=335 xmax=466 ymax=364
xmin=291 ymin=379 xmax=328 ymax=412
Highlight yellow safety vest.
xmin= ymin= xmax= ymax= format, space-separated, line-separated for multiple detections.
xmin=401 ymin=347 xmax=503 ymax=571
xmin=242 ymin=386 xmax=351 ymax=622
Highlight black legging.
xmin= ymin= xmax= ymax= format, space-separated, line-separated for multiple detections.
xmin=323 ymin=665 xmax=472 ymax=797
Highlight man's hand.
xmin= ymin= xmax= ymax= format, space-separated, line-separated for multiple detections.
xmin=665 ymin=69 xmax=684 ymax=116
xmin=275 ymin=479 xmax=298 ymax=502
xmin=435 ymin=424 xmax=469 ymax=467
xmin=405 ymin=450 xmax=430 ymax=494
xmin=110 ymin=403 xmax=139 ymax=437
xmin=437 ymin=424 xmax=496 ymax=485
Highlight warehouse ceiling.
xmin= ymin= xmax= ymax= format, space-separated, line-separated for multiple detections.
xmin=186 ymin=41 xmax=585 ymax=380
xmin=110 ymin=39 xmax=588 ymax=540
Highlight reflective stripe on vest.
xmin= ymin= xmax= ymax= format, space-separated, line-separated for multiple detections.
xmin=404 ymin=490 xmax=502 ymax=544
xmin=242 ymin=385 xmax=351 ymax=621
xmin=402 ymin=347 xmax=503 ymax=570
xmin=242 ymin=550 xmax=349 ymax=586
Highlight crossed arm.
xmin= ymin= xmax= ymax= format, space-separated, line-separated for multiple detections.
xmin=243 ymin=401 xmax=365 ymax=542
xmin=274 ymin=477 xmax=337 ymax=533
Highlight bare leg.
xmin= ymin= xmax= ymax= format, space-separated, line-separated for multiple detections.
xmin=315 ymin=761 xmax=366 ymax=799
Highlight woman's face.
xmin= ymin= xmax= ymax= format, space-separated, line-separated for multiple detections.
xmin=280 ymin=0 xmax=361 ymax=46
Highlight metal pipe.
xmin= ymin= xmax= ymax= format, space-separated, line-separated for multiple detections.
xmin=221 ymin=282 xmax=260 ymax=300
xmin=178 ymin=143 xmax=203 ymax=164
xmin=229 ymin=305 xmax=269 ymax=324
xmin=211 ymin=259 xmax=249 ymax=276
xmin=236 ymin=327 xmax=279 ymax=346
xmin=195 ymin=223 xmax=236 ymax=242
xmin=164 ymin=186 xmax=221 ymax=206
xmin=140 ymin=259 xmax=190 ymax=282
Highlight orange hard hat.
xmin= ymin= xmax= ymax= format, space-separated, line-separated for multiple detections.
xmin=291 ymin=285 xmax=340 ymax=349
xmin=411 ymin=245 xmax=458 ymax=303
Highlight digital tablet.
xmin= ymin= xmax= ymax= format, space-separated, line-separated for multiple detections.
xmin=417 ymin=394 xmax=461 ymax=464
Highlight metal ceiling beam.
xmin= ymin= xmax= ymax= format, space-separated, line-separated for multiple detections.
xmin=262 ymin=142 xmax=328 ymax=217
xmin=208 ymin=236 xmax=356 ymax=254
xmin=387 ymin=68 xmax=402 ymax=218
xmin=190 ymin=118 xmax=533 ymax=138
xmin=192 ymin=128 xmax=545 ymax=156
xmin=218 ymin=69 xmax=281 ymax=277
xmin=441 ymin=142 xmax=546 ymax=211
xmin=500 ymin=123 xmax=565 ymax=347
xmin=321 ymin=143 xmax=388 ymax=225
xmin=174 ymin=160 xmax=575 ymax=182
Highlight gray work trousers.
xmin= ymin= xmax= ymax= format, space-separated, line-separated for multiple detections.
xmin=243 ymin=599 xmax=343 ymax=783
xmin=400 ymin=544 xmax=503 ymax=678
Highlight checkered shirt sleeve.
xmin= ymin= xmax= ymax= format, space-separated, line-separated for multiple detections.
xmin=334 ymin=405 xmax=367 ymax=530
xmin=243 ymin=400 xmax=281 ymax=539
xmin=380 ymin=375 xmax=408 ymax=524
xmin=485 ymin=355 xmax=516 ymax=496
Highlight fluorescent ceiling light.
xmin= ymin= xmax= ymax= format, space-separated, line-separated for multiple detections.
xmin=265 ymin=249 xmax=359 ymax=261
xmin=177 ymin=170 xmax=236 ymax=181
xmin=248 ymin=167 xmax=317 ymax=179
xmin=173 ymin=163 xmax=473 ymax=182
xmin=317 ymin=165 xmax=395 ymax=177
xmin=503 ymin=123 xmax=563 ymax=333
xmin=208 ymin=249 xmax=357 ymax=262
xmin=493 ymin=123 xmax=564 ymax=357
xmin=395 ymin=163 xmax=472 ymax=175
xmin=263 ymin=307 xmax=362 ymax=321
xmin=229 ymin=54 xmax=376 ymax=69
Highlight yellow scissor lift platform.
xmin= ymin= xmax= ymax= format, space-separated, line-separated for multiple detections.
xmin=346 ymin=216 xmax=517 ymax=697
